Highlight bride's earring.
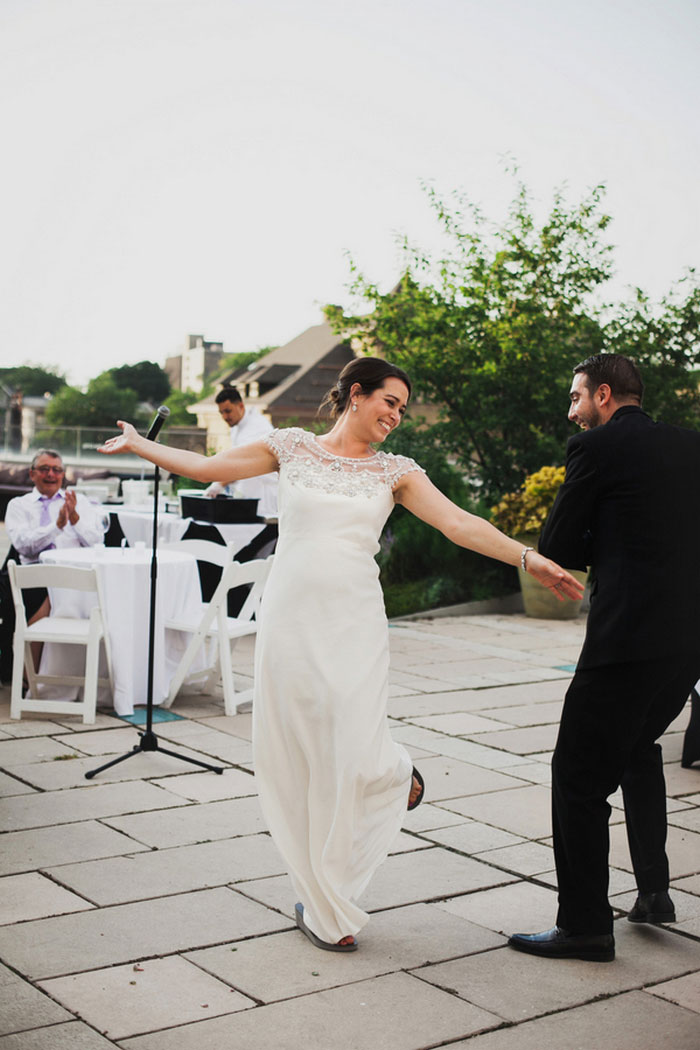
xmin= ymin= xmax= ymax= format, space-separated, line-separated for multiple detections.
xmin=352 ymin=402 xmax=357 ymax=412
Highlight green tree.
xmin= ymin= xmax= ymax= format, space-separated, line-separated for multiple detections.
xmin=604 ymin=273 xmax=700 ymax=427
xmin=0 ymin=365 xmax=66 ymax=396
xmin=46 ymin=374 xmax=145 ymax=428
xmin=109 ymin=361 xmax=170 ymax=404
xmin=328 ymin=181 xmax=700 ymax=504
xmin=379 ymin=419 xmax=513 ymax=614
xmin=327 ymin=180 xmax=614 ymax=502
xmin=217 ymin=346 xmax=275 ymax=378
xmin=163 ymin=388 xmax=199 ymax=425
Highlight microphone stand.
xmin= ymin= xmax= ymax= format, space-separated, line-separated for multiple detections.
xmin=86 ymin=425 xmax=223 ymax=779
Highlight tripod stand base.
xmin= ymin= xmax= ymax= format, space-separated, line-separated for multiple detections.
xmin=85 ymin=729 xmax=224 ymax=779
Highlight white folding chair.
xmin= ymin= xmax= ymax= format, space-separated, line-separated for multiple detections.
xmin=159 ymin=539 xmax=237 ymax=605
xmin=164 ymin=555 xmax=273 ymax=715
xmin=8 ymin=560 xmax=114 ymax=725
xmin=160 ymin=539 xmax=237 ymax=572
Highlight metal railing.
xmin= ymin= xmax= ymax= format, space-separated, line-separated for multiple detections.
xmin=0 ymin=424 xmax=207 ymax=463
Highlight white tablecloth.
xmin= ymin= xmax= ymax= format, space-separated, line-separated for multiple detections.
xmin=104 ymin=506 xmax=190 ymax=547
xmin=39 ymin=547 xmax=206 ymax=716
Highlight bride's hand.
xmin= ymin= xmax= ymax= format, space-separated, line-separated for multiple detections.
xmin=99 ymin=421 xmax=140 ymax=456
xmin=526 ymin=551 xmax=585 ymax=601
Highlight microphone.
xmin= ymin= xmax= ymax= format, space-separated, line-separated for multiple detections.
xmin=145 ymin=405 xmax=170 ymax=442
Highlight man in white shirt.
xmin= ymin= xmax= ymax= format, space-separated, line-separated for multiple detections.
xmin=204 ymin=388 xmax=278 ymax=519
xmin=1 ymin=449 xmax=104 ymax=681
xmin=6 ymin=450 xmax=104 ymax=564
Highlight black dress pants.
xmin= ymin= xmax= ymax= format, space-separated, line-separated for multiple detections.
xmin=552 ymin=657 xmax=700 ymax=935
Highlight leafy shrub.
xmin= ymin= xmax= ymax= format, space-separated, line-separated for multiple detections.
xmin=489 ymin=466 xmax=565 ymax=535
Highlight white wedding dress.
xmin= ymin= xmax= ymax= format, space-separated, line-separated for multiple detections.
xmin=253 ymin=427 xmax=423 ymax=944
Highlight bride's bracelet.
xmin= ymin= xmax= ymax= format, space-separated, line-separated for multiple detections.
xmin=520 ymin=546 xmax=534 ymax=572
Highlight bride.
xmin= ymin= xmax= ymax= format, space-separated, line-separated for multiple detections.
xmin=100 ymin=356 xmax=583 ymax=951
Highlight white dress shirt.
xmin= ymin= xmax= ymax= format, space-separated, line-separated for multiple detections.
xmin=209 ymin=406 xmax=278 ymax=517
xmin=6 ymin=488 xmax=105 ymax=564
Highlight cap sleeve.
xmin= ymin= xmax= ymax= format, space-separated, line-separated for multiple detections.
xmin=264 ymin=427 xmax=305 ymax=466
xmin=382 ymin=452 xmax=426 ymax=489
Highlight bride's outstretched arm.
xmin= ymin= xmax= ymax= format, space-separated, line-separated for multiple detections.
xmin=395 ymin=469 xmax=584 ymax=602
xmin=99 ymin=421 xmax=277 ymax=484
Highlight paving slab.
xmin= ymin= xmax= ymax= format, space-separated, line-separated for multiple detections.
xmin=45 ymin=834 xmax=286 ymax=905
xmin=423 ymin=734 xmax=532 ymax=769
xmin=0 ymin=1022 xmax=119 ymax=1049
xmin=423 ymin=821 xmax=525 ymax=854
xmin=0 ymin=872 xmax=94 ymax=924
xmin=499 ymin=760 xmax=552 ymax=785
xmin=53 ymin=727 xmax=151 ymax=755
xmin=402 ymin=802 xmax=467 ymax=833
xmin=440 ymin=783 xmax=552 ymax=839
xmin=152 ymin=724 xmax=253 ymax=764
xmin=610 ymin=887 xmax=700 ymax=925
xmin=0 ymin=736 xmax=80 ymax=765
xmin=6 ymin=745 xmax=225 ymax=789
xmin=103 ymin=794 xmax=266 ymax=847
xmin=388 ymin=689 xmax=506 ymax=718
xmin=401 ymin=755 xmax=528 ymax=801
xmin=674 ymin=873 xmax=700 ymax=895
xmin=406 ymin=712 xmax=507 ymax=735
xmin=0 ymin=719 xmax=72 ymax=738
xmin=0 ymin=820 xmax=149 ymax=876
xmin=0 ymin=887 xmax=290 ymax=979
xmin=187 ymin=902 xmax=503 ymax=1003
xmin=0 ymin=780 xmax=186 ymax=832
xmin=198 ymin=713 xmax=252 ymax=740
xmin=417 ymin=922 xmax=700 ymax=1022
xmin=239 ymin=846 xmax=518 ymax=919
xmin=647 ymin=969 xmax=700 ymax=1014
xmin=0 ymin=963 xmax=72 ymax=1035
xmin=478 ymin=699 xmax=564 ymax=726
xmin=664 ymin=762 xmax=700 ymax=797
xmin=474 ymin=724 xmax=560 ymax=754
xmin=0 ymin=771 xmax=36 ymax=796
xmin=119 ymin=971 xmax=503 ymax=1050
xmin=475 ymin=840 xmax=556 ymax=877
xmin=39 ymin=955 xmax=255 ymax=1039
xmin=610 ymin=821 xmax=700 ymax=878
xmin=444 ymin=990 xmax=700 ymax=1050
xmin=435 ymin=880 xmax=559 ymax=936
xmin=150 ymin=767 xmax=256 ymax=801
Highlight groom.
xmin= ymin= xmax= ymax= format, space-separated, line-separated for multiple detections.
xmin=508 ymin=353 xmax=700 ymax=962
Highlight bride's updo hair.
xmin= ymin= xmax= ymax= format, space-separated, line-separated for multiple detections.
xmin=320 ymin=357 xmax=412 ymax=418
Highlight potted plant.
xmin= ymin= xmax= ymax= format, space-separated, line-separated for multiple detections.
xmin=490 ymin=466 xmax=588 ymax=619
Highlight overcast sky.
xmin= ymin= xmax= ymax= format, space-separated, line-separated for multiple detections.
xmin=1 ymin=0 xmax=698 ymax=388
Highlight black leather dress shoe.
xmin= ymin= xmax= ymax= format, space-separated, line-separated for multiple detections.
xmin=627 ymin=891 xmax=676 ymax=924
xmin=508 ymin=925 xmax=615 ymax=962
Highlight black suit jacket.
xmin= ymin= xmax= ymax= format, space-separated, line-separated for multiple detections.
xmin=539 ymin=405 xmax=700 ymax=669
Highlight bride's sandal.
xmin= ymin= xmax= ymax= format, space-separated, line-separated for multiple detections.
xmin=408 ymin=766 xmax=425 ymax=811
xmin=295 ymin=903 xmax=358 ymax=952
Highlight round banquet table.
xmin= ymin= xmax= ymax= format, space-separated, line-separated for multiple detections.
xmin=38 ymin=546 xmax=206 ymax=715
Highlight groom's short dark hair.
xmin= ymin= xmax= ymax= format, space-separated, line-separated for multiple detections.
xmin=573 ymin=354 xmax=644 ymax=405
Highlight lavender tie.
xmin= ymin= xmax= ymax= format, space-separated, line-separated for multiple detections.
xmin=38 ymin=495 xmax=55 ymax=525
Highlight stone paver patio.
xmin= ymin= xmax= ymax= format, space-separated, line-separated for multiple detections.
xmin=1 ymin=610 xmax=699 ymax=1049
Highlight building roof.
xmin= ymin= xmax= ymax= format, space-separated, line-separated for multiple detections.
xmin=193 ymin=320 xmax=355 ymax=420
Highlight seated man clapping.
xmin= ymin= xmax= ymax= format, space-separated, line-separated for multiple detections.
xmin=0 ymin=450 xmax=104 ymax=681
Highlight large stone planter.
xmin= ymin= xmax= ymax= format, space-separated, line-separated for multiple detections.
xmin=517 ymin=534 xmax=588 ymax=620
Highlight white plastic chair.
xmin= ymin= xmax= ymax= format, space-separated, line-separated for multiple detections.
xmin=164 ymin=555 xmax=273 ymax=715
xmin=8 ymin=560 xmax=114 ymax=725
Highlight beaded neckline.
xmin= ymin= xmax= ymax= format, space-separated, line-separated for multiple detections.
xmin=311 ymin=433 xmax=380 ymax=463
